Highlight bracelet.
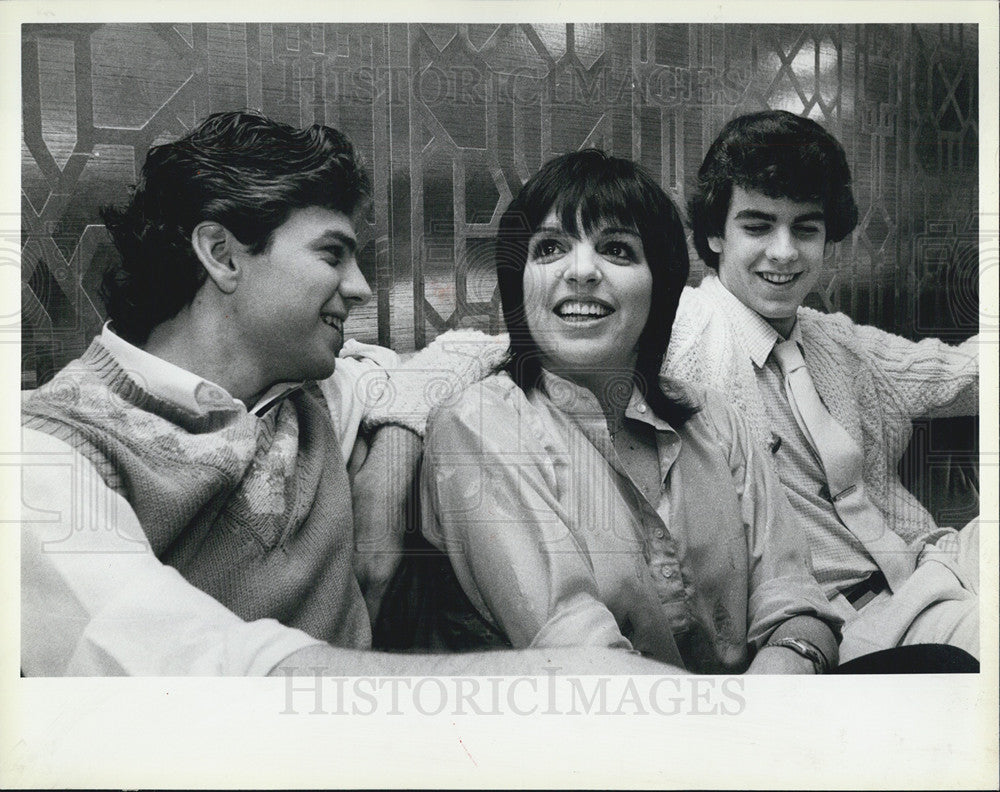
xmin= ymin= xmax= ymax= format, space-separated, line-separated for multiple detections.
xmin=766 ymin=637 xmax=830 ymax=674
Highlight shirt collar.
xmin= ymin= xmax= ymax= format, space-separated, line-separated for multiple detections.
xmin=785 ymin=322 xmax=805 ymax=349
xmin=537 ymin=368 xmax=682 ymax=485
xmin=100 ymin=323 xmax=301 ymax=416
xmin=699 ymin=272 xmax=796 ymax=369
xmin=537 ymin=368 xmax=676 ymax=436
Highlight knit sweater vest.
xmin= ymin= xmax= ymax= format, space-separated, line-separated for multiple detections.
xmin=22 ymin=339 xmax=372 ymax=649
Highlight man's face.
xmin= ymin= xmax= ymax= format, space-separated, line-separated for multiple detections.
xmin=233 ymin=205 xmax=372 ymax=384
xmin=710 ymin=186 xmax=827 ymax=337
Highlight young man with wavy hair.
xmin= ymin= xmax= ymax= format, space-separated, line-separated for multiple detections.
xmin=20 ymin=111 xmax=669 ymax=677
xmin=664 ymin=110 xmax=979 ymax=669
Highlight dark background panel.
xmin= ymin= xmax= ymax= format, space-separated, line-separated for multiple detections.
xmin=21 ymin=22 xmax=979 ymax=386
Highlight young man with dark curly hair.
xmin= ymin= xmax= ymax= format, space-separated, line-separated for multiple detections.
xmin=20 ymin=110 xmax=671 ymax=677
xmin=664 ymin=110 xmax=980 ymax=668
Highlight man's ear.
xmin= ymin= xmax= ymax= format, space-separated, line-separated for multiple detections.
xmin=824 ymin=240 xmax=835 ymax=258
xmin=708 ymin=236 xmax=724 ymax=255
xmin=191 ymin=221 xmax=242 ymax=294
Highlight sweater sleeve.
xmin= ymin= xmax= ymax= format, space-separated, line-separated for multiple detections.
xmin=360 ymin=331 xmax=511 ymax=436
xmin=20 ymin=428 xmax=323 ymax=676
xmin=847 ymin=320 xmax=979 ymax=420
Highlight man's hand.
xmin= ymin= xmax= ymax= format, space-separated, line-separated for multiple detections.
xmin=357 ymin=330 xmax=510 ymax=436
xmin=746 ymin=645 xmax=817 ymax=674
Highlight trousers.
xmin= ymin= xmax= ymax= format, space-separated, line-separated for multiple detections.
xmin=835 ymin=520 xmax=979 ymax=663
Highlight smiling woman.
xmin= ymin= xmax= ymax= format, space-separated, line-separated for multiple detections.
xmin=417 ymin=150 xmax=844 ymax=675
xmin=521 ymin=213 xmax=652 ymax=395
xmin=496 ymin=149 xmax=695 ymax=428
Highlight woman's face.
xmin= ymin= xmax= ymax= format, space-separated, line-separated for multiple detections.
xmin=522 ymin=209 xmax=653 ymax=379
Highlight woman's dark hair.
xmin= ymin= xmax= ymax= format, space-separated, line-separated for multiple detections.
xmin=689 ymin=109 xmax=859 ymax=270
xmin=496 ymin=149 xmax=697 ymax=427
xmin=99 ymin=110 xmax=371 ymax=344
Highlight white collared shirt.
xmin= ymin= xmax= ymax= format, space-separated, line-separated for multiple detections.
xmin=99 ymin=323 xmax=383 ymax=459
xmin=699 ymin=276 xmax=880 ymax=593
xmin=20 ymin=327 xmax=398 ymax=675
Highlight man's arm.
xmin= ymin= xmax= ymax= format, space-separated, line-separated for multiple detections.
xmin=355 ymin=330 xmax=510 ymax=436
xmin=839 ymin=316 xmax=979 ymax=419
xmin=323 ymin=342 xmax=405 ymax=461
xmin=349 ymin=425 xmax=422 ymax=623
xmin=270 ymin=643 xmax=684 ymax=676
xmin=320 ymin=346 xmax=426 ymax=623
xmin=20 ymin=429 xmax=322 ymax=676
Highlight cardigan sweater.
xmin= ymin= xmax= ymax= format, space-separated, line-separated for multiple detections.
xmin=22 ymin=339 xmax=371 ymax=650
xmin=663 ymin=274 xmax=979 ymax=547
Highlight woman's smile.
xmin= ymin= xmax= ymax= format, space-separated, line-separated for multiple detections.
xmin=553 ymin=298 xmax=616 ymax=323
xmin=523 ymin=210 xmax=652 ymax=379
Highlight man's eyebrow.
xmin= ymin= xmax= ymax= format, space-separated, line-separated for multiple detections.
xmin=732 ymin=209 xmax=825 ymax=224
xmin=792 ymin=211 xmax=825 ymax=223
xmin=312 ymin=230 xmax=358 ymax=253
xmin=733 ymin=209 xmax=777 ymax=222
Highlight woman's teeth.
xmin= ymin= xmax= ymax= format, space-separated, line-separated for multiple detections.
xmin=556 ymin=301 xmax=613 ymax=320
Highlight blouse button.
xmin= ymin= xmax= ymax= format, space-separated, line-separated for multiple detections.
xmin=660 ymin=567 xmax=673 ymax=579
xmin=654 ymin=529 xmax=665 ymax=539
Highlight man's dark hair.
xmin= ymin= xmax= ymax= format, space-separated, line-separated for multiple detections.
xmin=496 ymin=149 xmax=697 ymax=427
xmin=99 ymin=110 xmax=371 ymax=344
xmin=689 ymin=109 xmax=859 ymax=270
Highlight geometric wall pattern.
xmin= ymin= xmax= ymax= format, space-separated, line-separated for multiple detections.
xmin=21 ymin=23 xmax=979 ymax=387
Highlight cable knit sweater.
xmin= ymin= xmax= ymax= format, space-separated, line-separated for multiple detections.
xmin=663 ymin=275 xmax=979 ymax=546
xmin=356 ymin=330 xmax=511 ymax=436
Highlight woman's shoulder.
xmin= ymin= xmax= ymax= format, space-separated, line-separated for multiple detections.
xmin=447 ymin=370 xmax=525 ymax=410
xmin=426 ymin=371 xmax=532 ymax=440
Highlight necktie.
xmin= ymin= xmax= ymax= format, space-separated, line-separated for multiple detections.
xmin=772 ymin=339 xmax=912 ymax=591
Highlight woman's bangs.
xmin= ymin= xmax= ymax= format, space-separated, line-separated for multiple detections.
xmin=550 ymin=172 xmax=647 ymax=239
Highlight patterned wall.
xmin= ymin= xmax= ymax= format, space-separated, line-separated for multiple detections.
xmin=21 ymin=23 xmax=980 ymax=387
